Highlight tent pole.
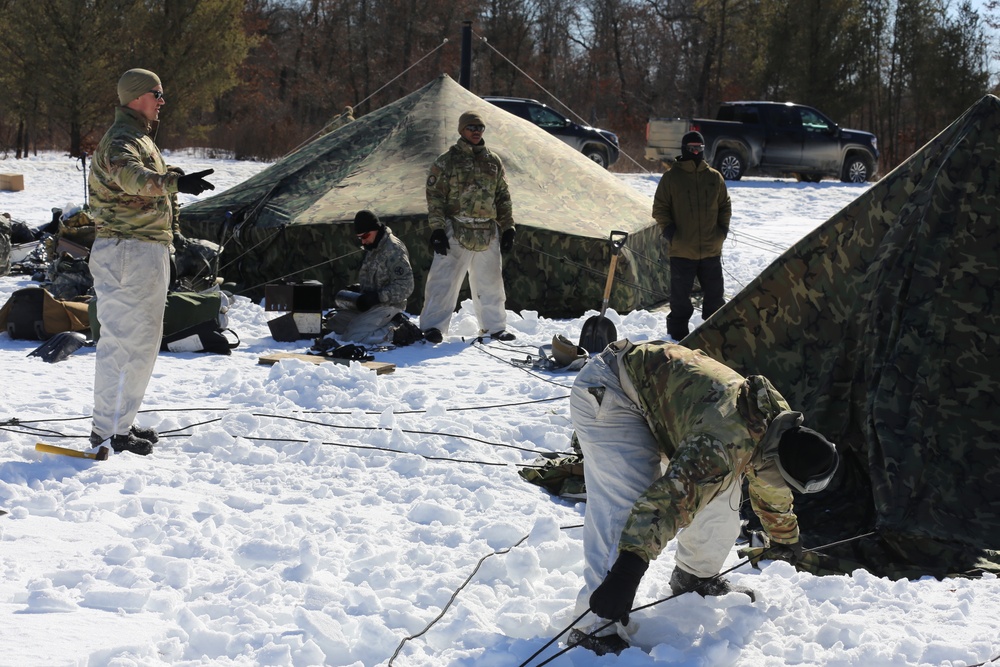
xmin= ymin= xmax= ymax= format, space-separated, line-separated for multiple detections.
xmin=460 ymin=20 xmax=472 ymax=89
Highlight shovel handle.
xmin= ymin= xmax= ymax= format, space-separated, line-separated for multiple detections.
xmin=598 ymin=231 xmax=628 ymax=316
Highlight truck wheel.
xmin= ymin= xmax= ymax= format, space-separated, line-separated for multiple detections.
xmin=584 ymin=147 xmax=609 ymax=168
xmin=841 ymin=156 xmax=873 ymax=183
xmin=715 ymin=150 xmax=745 ymax=181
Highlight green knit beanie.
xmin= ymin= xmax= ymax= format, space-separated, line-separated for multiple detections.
xmin=117 ymin=68 xmax=162 ymax=105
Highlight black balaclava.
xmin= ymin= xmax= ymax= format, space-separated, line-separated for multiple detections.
xmin=680 ymin=131 xmax=706 ymax=164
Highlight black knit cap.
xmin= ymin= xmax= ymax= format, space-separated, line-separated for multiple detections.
xmin=353 ymin=210 xmax=382 ymax=234
xmin=777 ymin=426 xmax=839 ymax=493
xmin=682 ymin=131 xmax=705 ymax=146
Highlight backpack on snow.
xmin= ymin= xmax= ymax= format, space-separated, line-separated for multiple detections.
xmin=88 ymin=290 xmax=239 ymax=354
xmin=0 ymin=287 xmax=91 ymax=340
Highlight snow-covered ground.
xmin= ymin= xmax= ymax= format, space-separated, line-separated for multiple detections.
xmin=2 ymin=152 xmax=997 ymax=667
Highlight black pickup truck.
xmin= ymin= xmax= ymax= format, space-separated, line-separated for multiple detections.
xmin=645 ymin=101 xmax=879 ymax=182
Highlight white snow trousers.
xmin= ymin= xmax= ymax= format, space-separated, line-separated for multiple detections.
xmin=328 ymin=304 xmax=401 ymax=345
xmin=419 ymin=227 xmax=507 ymax=335
xmin=570 ymin=346 xmax=742 ymax=627
xmin=90 ymin=237 xmax=170 ymax=440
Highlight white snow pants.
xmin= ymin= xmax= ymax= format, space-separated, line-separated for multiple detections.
xmin=329 ymin=304 xmax=401 ymax=345
xmin=570 ymin=347 xmax=742 ymax=626
xmin=90 ymin=237 xmax=170 ymax=440
xmin=419 ymin=227 xmax=506 ymax=335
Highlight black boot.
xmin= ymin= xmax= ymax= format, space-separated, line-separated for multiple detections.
xmin=669 ymin=567 xmax=756 ymax=602
xmin=91 ymin=424 xmax=159 ymax=448
xmin=108 ymin=433 xmax=154 ymax=456
xmin=567 ymin=628 xmax=629 ymax=656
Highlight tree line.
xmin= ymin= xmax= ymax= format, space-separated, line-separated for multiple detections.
xmin=0 ymin=0 xmax=996 ymax=175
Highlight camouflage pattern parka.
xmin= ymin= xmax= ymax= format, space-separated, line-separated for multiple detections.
xmin=358 ymin=226 xmax=414 ymax=310
xmin=617 ymin=342 xmax=801 ymax=561
xmin=426 ymin=139 xmax=515 ymax=239
xmin=89 ymin=106 xmax=181 ymax=246
xmin=652 ymin=159 xmax=731 ymax=260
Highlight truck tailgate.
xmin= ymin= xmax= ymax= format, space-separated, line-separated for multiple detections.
xmin=645 ymin=118 xmax=690 ymax=162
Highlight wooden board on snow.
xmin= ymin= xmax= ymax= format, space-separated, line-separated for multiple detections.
xmin=257 ymin=352 xmax=395 ymax=374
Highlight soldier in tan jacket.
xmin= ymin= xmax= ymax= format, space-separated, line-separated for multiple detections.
xmin=569 ymin=340 xmax=838 ymax=655
xmin=653 ymin=131 xmax=732 ymax=341
xmin=87 ymin=68 xmax=215 ymax=456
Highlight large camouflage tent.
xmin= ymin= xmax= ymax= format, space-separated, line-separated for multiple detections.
xmin=685 ymin=94 xmax=1000 ymax=579
xmin=179 ymin=74 xmax=666 ymax=318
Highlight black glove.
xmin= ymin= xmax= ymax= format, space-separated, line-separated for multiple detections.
xmin=177 ymin=169 xmax=216 ymax=195
xmin=769 ymin=540 xmax=803 ymax=565
xmin=661 ymin=225 xmax=675 ymax=243
xmin=346 ymin=283 xmax=361 ymax=292
xmin=589 ymin=551 xmax=649 ymax=622
xmin=429 ymin=228 xmax=450 ymax=256
xmin=356 ymin=291 xmax=380 ymax=312
xmin=500 ymin=228 xmax=515 ymax=253
xmin=172 ymin=232 xmax=188 ymax=251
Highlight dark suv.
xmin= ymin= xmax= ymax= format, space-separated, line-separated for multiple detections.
xmin=482 ymin=96 xmax=620 ymax=168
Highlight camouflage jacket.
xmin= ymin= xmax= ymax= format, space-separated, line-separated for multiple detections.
xmin=426 ymin=139 xmax=515 ymax=245
xmin=358 ymin=227 xmax=414 ymax=310
xmin=616 ymin=341 xmax=800 ymax=562
xmin=88 ymin=106 xmax=181 ymax=245
xmin=652 ymin=159 xmax=731 ymax=260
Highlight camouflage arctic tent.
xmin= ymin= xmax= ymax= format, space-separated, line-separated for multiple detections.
xmin=179 ymin=74 xmax=666 ymax=318
xmin=685 ymin=95 xmax=1000 ymax=578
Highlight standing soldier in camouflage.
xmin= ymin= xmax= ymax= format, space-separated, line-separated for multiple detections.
xmin=419 ymin=111 xmax=516 ymax=344
xmin=653 ymin=131 xmax=732 ymax=341
xmin=568 ymin=340 xmax=838 ymax=655
xmin=325 ymin=210 xmax=414 ymax=344
xmin=87 ymin=68 xmax=215 ymax=455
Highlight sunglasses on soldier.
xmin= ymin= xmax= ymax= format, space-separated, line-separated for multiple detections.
xmin=684 ymin=142 xmax=705 ymax=154
xmin=464 ymin=124 xmax=486 ymax=133
xmin=149 ymin=89 xmax=164 ymax=100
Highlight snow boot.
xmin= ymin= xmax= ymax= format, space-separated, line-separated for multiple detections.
xmin=669 ymin=567 xmax=756 ymax=602
xmin=91 ymin=425 xmax=159 ymax=448
xmin=567 ymin=628 xmax=629 ymax=656
xmin=95 ymin=433 xmax=154 ymax=456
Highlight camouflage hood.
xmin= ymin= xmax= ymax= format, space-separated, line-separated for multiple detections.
xmin=685 ymin=94 xmax=1000 ymax=578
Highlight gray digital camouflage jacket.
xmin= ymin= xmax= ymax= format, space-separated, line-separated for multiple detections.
xmin=358 ymin=227 xmax=414 ymax=310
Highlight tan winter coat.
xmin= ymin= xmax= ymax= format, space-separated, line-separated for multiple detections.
xmin=652 ymin=159 xmax=731 ymax=260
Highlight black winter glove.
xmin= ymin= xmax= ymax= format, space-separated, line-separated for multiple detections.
xmin=661 ymin=225 xmax=675 ymax=243
xmin=589 ymin=551 xmax=649 ymax=623
xmin=356 ymin=291 xmax=380 ymax=313
xmin=429 ymin=228 xmax=450 ymax=256
xmin=177 ymin=169 xmax=216 ymax=195
xmin=172 ymin=232 xmax=188 ymax=251
xmin=500 ymin=228 xmax=515 ymax=253
xmin=769 ymin=540 xmax=803 ymax=565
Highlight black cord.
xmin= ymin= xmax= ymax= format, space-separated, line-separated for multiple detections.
xmin=388 ymin=524 xmax=584 ymax=666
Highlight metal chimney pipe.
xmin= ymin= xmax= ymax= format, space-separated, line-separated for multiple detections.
xmin=459 ymin=20 xmax=472 ymax=89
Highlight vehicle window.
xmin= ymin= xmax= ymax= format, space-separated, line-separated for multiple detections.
xmin=718 ymin=106 xmax=759 ymax=123
xmin=531 ymin=106 xmax=567 ymax=128
xmin=773 ymin=107 xmax=800 ymax=128
xmin=800 ymin=109 xmax=832 ymax=133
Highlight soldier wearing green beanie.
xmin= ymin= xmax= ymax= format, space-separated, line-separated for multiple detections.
xmin=87 ymin=68 xmax=216 ymax=457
